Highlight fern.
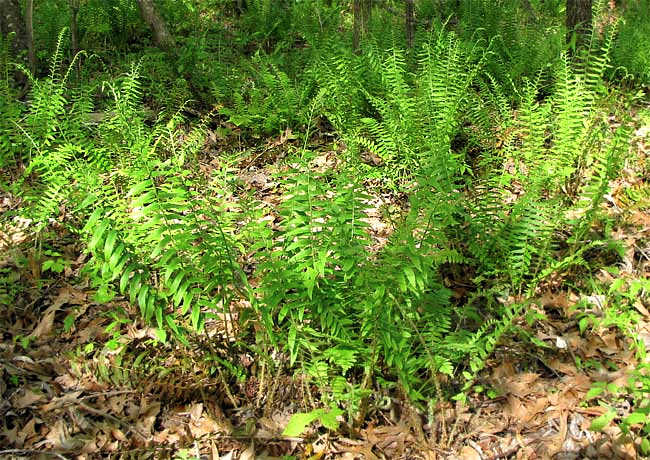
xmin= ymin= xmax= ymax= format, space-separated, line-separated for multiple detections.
xmin=445 ymin=17 xmax=628 ymax=394
xmin=610 ymin=1 xmax=650 ymax=85
xmin=0 ymin=33 xmax=24 ymax=169
xmin=355 ymin=46 xmax=419 ymax=180
xmin=220 ymin=53 xmax=311 ymax=134
xmin=11 ymin=30 xmax=95 ymax=229
xmin=82 ymin=157 xmax=248 ymax=342
xmin=259 ymin=167 xmax=371 ymax=346
xmin=349 ymin=29 xmax=487 ymax=186
xmin=313 ymin=40 xmax=372 ymax=131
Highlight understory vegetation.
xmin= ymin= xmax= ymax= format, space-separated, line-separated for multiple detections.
xmin=1 ymin=0 xmax=649 ymax=458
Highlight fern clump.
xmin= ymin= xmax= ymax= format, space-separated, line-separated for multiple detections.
xmin=610 ymin=1 xmax=650 ymax=86
xmin=327 ymin=28 xmax=489 ymax=186
xmin=218 ymin=53 xmax=313 ymax=135
xmin=253 ymin=159 xmax=462 ymax=404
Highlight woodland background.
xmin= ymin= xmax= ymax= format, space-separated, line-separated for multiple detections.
xmin=1 ymin=0 xmax=650 ymax=458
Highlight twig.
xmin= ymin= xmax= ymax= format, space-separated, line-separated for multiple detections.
xmin=0 ymin=449 xmax=69 ymax=459
xmin=78 ymin=389 xmax=136 ymax=400
xmin=212 ymin=433 xmax=307 ymax=443
xmin=77 ymin=402 xmax=149 ymax=441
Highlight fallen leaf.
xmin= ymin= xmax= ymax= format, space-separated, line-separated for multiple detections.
xmin=40 ymin=390 xmax=83 ymax=411
xmin=239 ymin=442 xmax=255 ymax=460
xmin=459 ymin=445 xmax=482 ymax=460
xmin=29 ymin=287 xmax=86 ymax=339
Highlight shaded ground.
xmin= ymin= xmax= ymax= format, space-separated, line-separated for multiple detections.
xmin=1 ymin=107 xmax=649 ymax=460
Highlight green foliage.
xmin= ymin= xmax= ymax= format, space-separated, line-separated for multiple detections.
xmin=79 ymin=0 xmax=141 ymax=50
xmin=0 ymin=34 xmax=23 ymax=169
xmin=315 ymin=21 xmax=627 ymax=400
xmin=255 ymin=159 xmax=459 ymax=403
xmin=257 ymin=166 xmax=372 ymax=350
xmin=313 ymin=40 xmax=372 ymax=132
xmin=219 ymin=53 xmax=313 ymax=134
xmin=328 ymin=28 xmax=488 ymax=185
xmin=467 ymin=30 xmax=624 ymax=293
xmin=610 ymin=0 xmax=650 ymax=86
xmin=33 ymin=1 xmax=70 ymax=58
xmin=2 ymin=0 xmax=643 ymax=428
xmin=239 ymin=0 xmax=294 ymax=49
xmin=455 ymin=0 xmax=563 ymax=84
xmin=79 ymin=69 xmax=254 ymax=344
xmin=282 ymin=406 xmax=344 ymax=436
xmin=12 ymin=31 xmax=94 ymax=230
xmin=5 ymin=43 xmax=255 ymax=348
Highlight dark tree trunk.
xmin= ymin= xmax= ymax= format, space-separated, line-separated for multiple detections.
xmin=236 ymin=0 xmax=246 ymax=15
xmin=135 ymin=0 xmax=175 ymax=51
xmin=566 ymin=0 xmax=592 ymax=50
xmin=352 ymin=0 xmax=372 ymax=53
xmin=405 ymin=0 xmax=415 ymax=48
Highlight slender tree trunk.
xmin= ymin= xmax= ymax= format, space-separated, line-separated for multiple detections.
xmin=69 ymin=0 xmax=80 ymax=80
xmin=135 ymin=0 xmax=175 ymax=51
xmin=405 ymin=0 xmax=415 ymax=48
xmin=236 ymin=0 xmax=246 ymax=14
xmin=352 ymin=0 xmax=371 ymax=53
xmin=566 ymin=0 xmax=592 ymax=51
xmin=25 ymin=0 xmax=35 ymax=74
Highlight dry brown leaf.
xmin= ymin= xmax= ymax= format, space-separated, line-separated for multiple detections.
xmin=40 ymin=390 xmax=83 ymax=411
xmin=3 ymin=417 xmax=35 ymax=447
xmin=239 ymin=442 xmax=255 ymax=460
xmin=557 ymin=374 xmax=591 ymax=406
xmin=107 ymin=394 xmax=129 ymax=414
xmin=29 ymin=286 xmax=87 ymax=339
xmin=270 ymin=127 xmax=293 ymax=147
xmin=29 ymin=305 xmax=59 ymax=339
xmin=111 ymin=428 xmax=128 ymax=442
xmin=474 ymin=416 xmax=509 ymax=435
xmin=547 ymin=410 xmax=568 ymax=457
xmin=153 ymin=427 xmax=184 ymax=445
xmin=458 ymin=445 xmax=481 ymax=460
xmin=506 ymin=394 xmax=547 ymax=425
xmin=132 ymin=399 xmax=161 ymax=435
xmin=189 ymin=413 xmax=232 ymax=438
xmin=364 ymin=424 xmax=410 ymax=454
xmin=548 ymin=357 xmax=578 ymax=375
xmin=189 ymin=402 xmax=203 ymax=422
xmin=633 ymin=301 xmax=650 ymax=317
xmin=39 ymin=419 xmax=68 ymax=449
xmin=508 ymin=373 xmax=541 ymax=398
xmin=12 ymin=388 xmax=46 ymax=409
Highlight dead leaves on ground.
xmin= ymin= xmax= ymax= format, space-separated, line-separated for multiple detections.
xmin=2 ymin=114 xmax=650 ymax=459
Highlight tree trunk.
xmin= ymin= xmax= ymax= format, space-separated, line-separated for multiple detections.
xmin=69 ymin=0 xmax=80 ymax=80
xmin=0 ymin=0 xmax=27 ymax=54
xmin=135 ymin=0 xmax=175 ymax=51
xmin=352 ymin=0 xmax=371 ymax=53
xmin=566 ymin=0 xmax=592 ymax=50
xmin=405 ymin=0 xmax=415 ymax=48
xmin=25 ymin=0 xmax=35 ymax=74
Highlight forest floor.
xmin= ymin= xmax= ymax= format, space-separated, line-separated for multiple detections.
xmin=1 ymin=101 xmax=650 ymax=460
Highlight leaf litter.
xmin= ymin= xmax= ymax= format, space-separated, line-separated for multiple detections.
xmin=1 ymin=109 xmax=650 ymax=459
